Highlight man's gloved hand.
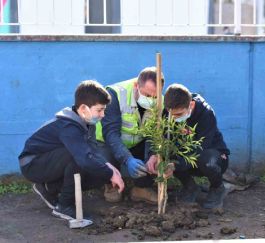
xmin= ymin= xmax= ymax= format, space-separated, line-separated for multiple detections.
xmin=126 ymin=157 xmax=148 ymax=178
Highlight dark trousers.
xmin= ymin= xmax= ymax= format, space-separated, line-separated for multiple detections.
xmin=98 ymin=140 xmax=154 ymax=187
xmin=174 ymin=149 xmax=229 ymax=188
xmin=21 ymin=147 xmax=108 ymax=206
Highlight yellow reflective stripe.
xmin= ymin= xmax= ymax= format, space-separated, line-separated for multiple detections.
xmin=96 ymin=122 xmax=104 ymax=142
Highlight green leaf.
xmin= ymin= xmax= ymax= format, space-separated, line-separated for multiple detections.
xmin=138 ymin=106 xmax=203 ymax=187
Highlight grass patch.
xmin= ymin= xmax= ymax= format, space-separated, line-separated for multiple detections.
xmin=0 ymin=182 xmax=31 ymax=195
xmin=0 ymin=173 xmax=32 ymax=195
xmin=260 ymin=175 xmax=265 ymax=183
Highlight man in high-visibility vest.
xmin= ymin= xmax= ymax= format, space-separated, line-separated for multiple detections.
xmin=96 ymin=67 xmax=164 ymax=204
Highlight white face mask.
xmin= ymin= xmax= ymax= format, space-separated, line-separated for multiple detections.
xmin=137 ymin=89 xmax=155 ymax=110
xmin=175 ymin=108 xmax=191 ymax=123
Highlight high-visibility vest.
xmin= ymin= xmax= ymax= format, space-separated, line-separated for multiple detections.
xmin=96 ymin=78 xmax=143 ymax=148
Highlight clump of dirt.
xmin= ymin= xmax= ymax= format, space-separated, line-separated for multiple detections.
xmin=85 ymin=201 xmax=211 ymax=239
xmin=220 ymin=226 xmax=237 ymax=235
xmin=196 ymin=232 xmax=215 ymax=239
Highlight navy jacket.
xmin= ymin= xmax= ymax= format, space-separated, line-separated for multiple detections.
xmin=168 ymin=94 xmax=230 ymax=155
xmin=19 ymin=107 xmax=113 ymax=180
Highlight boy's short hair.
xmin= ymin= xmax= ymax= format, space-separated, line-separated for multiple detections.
xmin=75 ymin=80 xmax=111 ymax=108
xmin=164 ymin=83 xmax=192 ymax=110
xmin=137 ymin=66 xmax=165 ymax=87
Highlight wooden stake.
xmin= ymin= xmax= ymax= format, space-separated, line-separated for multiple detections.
xmin=156 ymin=53 xmax=162 ymax=118
xmin=156 ymin=52 xmax=165 ymax=214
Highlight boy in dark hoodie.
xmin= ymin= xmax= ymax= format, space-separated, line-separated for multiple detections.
xmin=18 ymin=80 xmax=124 ymax=222
xmin=148 ymin=83 xmax=230 ymax=209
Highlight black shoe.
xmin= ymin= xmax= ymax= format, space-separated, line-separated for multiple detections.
xmin=33 ymin=183 xmax=58 ymax=209
xmin=202 ymin=183 xmax=226 ymax=209
xmin=52 ymin=203 xmax=93 ymax=222
xmin=177 ymin=179 xmax=200 ymax=203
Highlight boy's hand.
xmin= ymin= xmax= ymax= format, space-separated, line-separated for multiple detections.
xmin=106 ymin=162 xmax=121 ymax=177
xmin=146 ymin=155 xmax=158 ymax=175
xmin=106 ymin=162 xmax=124 ymax=193
xmin=146 ymin=156 xmax=175 ymax=178
xmin=164 ymin=163 xmax=175 ymax=179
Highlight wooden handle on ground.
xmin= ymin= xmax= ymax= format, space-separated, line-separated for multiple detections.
xmin=74 ymin=173 xmax=83 ymax=220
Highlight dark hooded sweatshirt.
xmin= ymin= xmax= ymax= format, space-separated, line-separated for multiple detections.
xmin=18 ymin=107 xmax=113 ymax=180
xmin=184 ymin=94 xmax=230 ymax=155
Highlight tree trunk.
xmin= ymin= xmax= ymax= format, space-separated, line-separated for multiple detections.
xmin=158 ymin=180 xmax=168 ymax=214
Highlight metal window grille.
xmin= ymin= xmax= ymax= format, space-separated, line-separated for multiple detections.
xmin=0 ymin=0 xmax=265 ymax=35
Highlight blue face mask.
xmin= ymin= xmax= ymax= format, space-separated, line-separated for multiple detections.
xmin=88 ymin=116 xmax=100 ymax=125
xmin=175 ymin=108 xmax=191 ymax=123
xmin=83 ymin=106 xmax=101 ymax=125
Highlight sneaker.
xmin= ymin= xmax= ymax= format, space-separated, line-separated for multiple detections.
xmin=33 ymin=183 xmax=58 ymax=209
xmin=177 ymin=178 xmax=201 ymax=203
xmin=202 ymin=183 xmax=226 ymax=209
xmin=104 ymin=184 xmax=122 ymax=203
xmin=130 ymin=187 xmax=158 ymax=204
xmin=52 ymin=203 xmax=93 ymax=222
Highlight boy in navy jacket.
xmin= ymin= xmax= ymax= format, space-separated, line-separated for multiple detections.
xmin=148 ymin=83 xmax=230 ymax=209
xmin=19 ymin=80 xmax=124 ymax=222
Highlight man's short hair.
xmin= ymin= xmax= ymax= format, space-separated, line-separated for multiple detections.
xmin=164 ymin=83 xmax=192 ymax=110
xmin=75 ymin=80 xmax=111 ymax=108
xmin=137 ymin=66 xmax=165 ymax=87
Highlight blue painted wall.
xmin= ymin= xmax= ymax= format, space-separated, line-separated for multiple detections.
xmin=1 ymin=41 xmax=265 ymax=174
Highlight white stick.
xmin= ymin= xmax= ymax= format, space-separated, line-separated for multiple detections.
xmin=74 ymin=173 xmax=83 ymax=220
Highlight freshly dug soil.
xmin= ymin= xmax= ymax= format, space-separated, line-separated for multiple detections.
xmin=85 ymin=200 xmax=203 ymax=240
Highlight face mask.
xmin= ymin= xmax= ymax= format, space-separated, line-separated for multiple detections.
xmin=87 ymin=116 xmax=100 ymax=125
xmin=175 ymin=108 xmax=191 ymax=123
xmin=137 ymin=89 xmax=155 ymax=110
xmin=82 ymin=106 xmax=101 ymax=125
